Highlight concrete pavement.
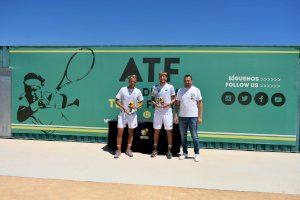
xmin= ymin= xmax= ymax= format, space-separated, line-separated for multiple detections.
xmin=0 ymin=139 xmax=299 ymax=194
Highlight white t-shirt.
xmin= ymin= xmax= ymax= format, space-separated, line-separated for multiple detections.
xmin=151 ymin=83 xmax=175 ymax=113
xmin=116 ymin=87 xmax=143 ymax=113
xmin=176 ymin=86 xmax=202 ymax=117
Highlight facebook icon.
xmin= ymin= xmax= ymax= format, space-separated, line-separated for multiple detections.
xmin=255 ymin=92 xmax=268 ymax=106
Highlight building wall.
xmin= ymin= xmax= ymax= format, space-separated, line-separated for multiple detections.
xmin=6 ymin=46 xmax=300 ymax=151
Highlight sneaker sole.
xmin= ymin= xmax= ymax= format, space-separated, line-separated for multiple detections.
xmin=151 ymin=151 xmax=158 ymax=158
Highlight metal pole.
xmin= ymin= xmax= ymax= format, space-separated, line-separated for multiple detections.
xmin=3 ymin=46 xmax=9 ymax=68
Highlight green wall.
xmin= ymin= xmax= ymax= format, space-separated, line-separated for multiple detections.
xmin=8 ymin=46 xmax=300 ymax=150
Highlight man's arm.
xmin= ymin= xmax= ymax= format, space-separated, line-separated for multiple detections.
xmin=197 ymin=100 xmax=203 ymax=124
xmin=169 ymin=85 xmax=176 ymax=108
xmin=163 ymin=95 xmax=176 ymax=109
xmin=173 ymin=100 xmax=180 ymax=124
xmin=173 ymin=89 xmax=181 ymax=124
xmin=135 ymin=90 xmax=144 ymax=110
xmin=135 ymin=101 xmax=143 ymax=109
xmin=115 ymin=98 xmax=128 ymax=114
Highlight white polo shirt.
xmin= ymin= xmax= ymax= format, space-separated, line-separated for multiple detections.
xmin=151 ymin=83 xmax=175 ymax=113
xmin=115 ymin=87 xmax=143 ymax=113
xmin=176 ymin=86 xmax=202 ymax=117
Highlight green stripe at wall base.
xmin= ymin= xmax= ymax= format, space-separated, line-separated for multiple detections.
xmin=12 ymin=132 xmax=107 ymax=143
xmin=12 ymin=133 xmax=297 ymax=153
xmin=198 ymin=141 xmax=296 ymax=152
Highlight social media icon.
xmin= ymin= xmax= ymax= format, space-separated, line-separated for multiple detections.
xmin=259 ymin=96 xmax=264 ymax=102
xmin=274 ymin=97 xmax=282 ymax=103
xmin=225 ymin=95 xmax=232 ymax=101
xmin=271 ymin=93 xmax=285 ymax=106
xmin=222 ymin=92 xmax=235 ymax=105
xmin=238 ymin=92 xmax=251 ymax=105
xmin=254 ymin=92 xmax=268 ymax=106
xmin=241 ymin=96 xmax=248 ymax=101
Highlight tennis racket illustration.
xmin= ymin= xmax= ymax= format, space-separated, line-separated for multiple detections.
xmin=43 ymin=47 xmax=96 ymax=108
xmin=55 ymin=47 xmax=95 ymax=92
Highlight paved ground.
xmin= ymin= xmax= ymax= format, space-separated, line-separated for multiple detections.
xmin=0 ymin=138 xmax=300 ymax=196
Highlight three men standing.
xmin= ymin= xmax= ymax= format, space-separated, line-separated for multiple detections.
xmin=114 ymin=73 xmax=203 ymax=162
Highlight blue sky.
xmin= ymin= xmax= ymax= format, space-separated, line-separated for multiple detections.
xmin=1 ymin=0 xmax=299 ymax=46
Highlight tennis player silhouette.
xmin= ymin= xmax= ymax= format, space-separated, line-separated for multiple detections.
xmin=17 ymin=48 xmax=95 ymax=134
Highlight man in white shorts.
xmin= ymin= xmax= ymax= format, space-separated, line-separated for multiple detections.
xmin=175 ymin=74 xmax=203 ymax=162
xmin=114 ymin=75 xmax=143 ymax=158
xmin=151 ymin=72 xmax=176 ymax=159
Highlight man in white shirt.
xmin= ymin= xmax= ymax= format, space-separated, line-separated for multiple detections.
xmin=175 ymin=75 xmax=203 ymax=162
xmin=151 ymin=72 xmax=176 ymax=159
xmin=114 ymin=75 xmax=143 ymax=158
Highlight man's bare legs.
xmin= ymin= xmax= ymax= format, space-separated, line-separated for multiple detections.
xmin=151 ymin=129 xmax=160 ymax=157
xmin=166 ymin=130 xmax=173 ymax=159
xmin=115 ymin=127 xmax=134 ymax=158
xmin=126 ymin=128 xmax=134 ymax=157
xmin=114 ymin=128 xmax=124 ymax=158
xmin=151 ymin=129 xmax=173 ymax=159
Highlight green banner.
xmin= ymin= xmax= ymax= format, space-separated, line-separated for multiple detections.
xmin=9 ymin=46 xmax=300 ymax=147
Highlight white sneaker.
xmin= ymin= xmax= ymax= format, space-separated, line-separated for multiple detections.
xmin=194 ymin=154 xmax=200 ymax=162
xmin=114 ymin=150 xmax=121 ymax=159
xmin=179 ymin=153 xmax=188 ymax=160
xmin=126 ymin=149 xmax=133 ymax=157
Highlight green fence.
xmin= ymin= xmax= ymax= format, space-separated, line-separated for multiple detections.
xmin=5 ymin=46 xmax=300 ymax=152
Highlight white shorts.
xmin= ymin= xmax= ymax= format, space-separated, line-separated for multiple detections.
xmin=153 ymin=110 xmax=173 ymax=130
xmin=117 ymin=112 xmax=138 ymax=129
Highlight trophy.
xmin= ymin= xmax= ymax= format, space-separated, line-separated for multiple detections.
xmin=156 ymin=97 xmax=164 ymax=108
xmin=127 ymin=101 xmax=136 ymax=115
